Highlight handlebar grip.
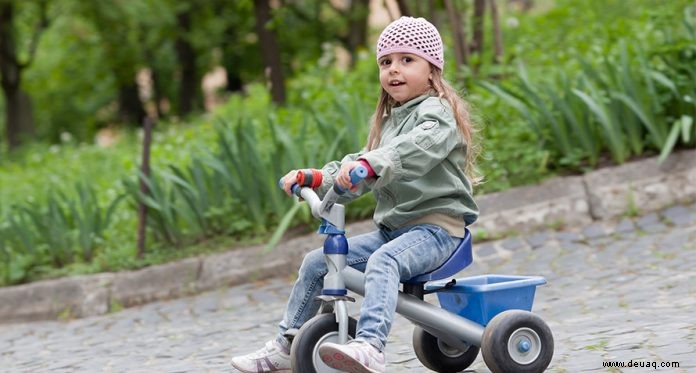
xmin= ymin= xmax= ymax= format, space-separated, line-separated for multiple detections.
xmin=350 ymin=165 xmax=368 ymax=185
xmin=333 ymin=164 xmax=368 ymax=195
xmin=278 ymin=178 xmax=300 ymax=195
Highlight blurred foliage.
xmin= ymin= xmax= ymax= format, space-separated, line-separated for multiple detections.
xmin=1 ymin=0 xmax=695 ymax=285
xmin=24 ymin=13 xmax=115 ymax=143
xmin=483 ymin=0 xmax=695 ymax=170
xmin=1 ymin=0 xmax=379 ymax=146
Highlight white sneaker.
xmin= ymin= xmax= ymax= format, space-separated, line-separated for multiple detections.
xmin=319 ymin=339 xmax=386 ymax=373
xmin=231 ymin=340 xmax=291 ymax=372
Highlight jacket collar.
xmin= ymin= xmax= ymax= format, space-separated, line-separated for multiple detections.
xmin=392 ymin=94 xmax=431 ymax=114
xmin=390 ymin=94 xmax=432 ymax=123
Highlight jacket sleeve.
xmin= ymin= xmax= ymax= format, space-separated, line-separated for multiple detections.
xmin=359 ymin=102 xmax=463 ymax=189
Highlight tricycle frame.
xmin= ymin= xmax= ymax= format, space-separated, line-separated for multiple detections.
xmin=284 ymin=166 xmax=553 ymax=373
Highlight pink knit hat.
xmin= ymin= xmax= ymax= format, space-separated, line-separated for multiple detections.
xmin=376 ymin=17 xmax=444 ymax=70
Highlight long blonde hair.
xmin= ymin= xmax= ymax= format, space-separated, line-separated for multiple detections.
xmin=366 ymin=67 xmax=482 ymax=185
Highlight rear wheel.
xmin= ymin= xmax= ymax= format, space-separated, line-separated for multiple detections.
xmin=290 ymin=313 xmax=357 ymax=373
xmin=481 ymin=310 xmax=554 ymax=373
xmin=412 ymin=326 xmax=480 ymax=372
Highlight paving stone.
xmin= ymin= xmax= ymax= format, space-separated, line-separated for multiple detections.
xmin=662 ymin=205 xmax=695 ymax=226
xmin=499 ymin=237 xmax=527 ymax=251
xmin=616 ymin=218 xmax=637 ymax=233
xmin=525 ymin=231 xmax=551 ymax=248
xmin=585 ymin=236 xmax=613 ymax=249
xmin=555 ymin=231 xmax=585 ymax=243
xmin=475 ymin=242 xmax=496 ymax=257
xmin=1 ymin=204 xmax=695 ymax=373
xmin=582 ymin=223 xmax=608 ymax=239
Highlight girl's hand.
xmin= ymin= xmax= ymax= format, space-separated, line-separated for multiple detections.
xmin=336 ymin=161 xmax=362 ymax=192
xmin=280 ymin=169 xmax=299 ymax=196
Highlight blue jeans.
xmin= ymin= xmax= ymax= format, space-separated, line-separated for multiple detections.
xmin=276 ymin=224 xmax=461 ymax=352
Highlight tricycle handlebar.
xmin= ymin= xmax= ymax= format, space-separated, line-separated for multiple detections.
xmin=278 ymin=165 xmax=368 ymax=228
xmin=319 ymin=165 xmax=367 ymax=214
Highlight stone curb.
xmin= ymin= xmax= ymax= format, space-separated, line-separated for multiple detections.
xmin=1 ymin=149 xmax=694 ymax=323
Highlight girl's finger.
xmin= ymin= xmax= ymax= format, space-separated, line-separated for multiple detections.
xmin=282 ymin=170 xmax=298 ymax=196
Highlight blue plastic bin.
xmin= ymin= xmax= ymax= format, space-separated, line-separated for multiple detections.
xmin=425 ymin=275 xmax=547 ymax=326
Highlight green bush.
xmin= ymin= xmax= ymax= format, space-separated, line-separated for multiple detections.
xmin=2 ymin=1 xmax=693 ymax=286
xmin=482 ymin=4 xmax=695 ymax=170
xmin=0 ymin=183 xmax=123 ymax=284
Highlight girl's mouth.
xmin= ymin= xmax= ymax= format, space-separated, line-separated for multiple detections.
xmin=389 ymin=80 xmax=405 ymax=86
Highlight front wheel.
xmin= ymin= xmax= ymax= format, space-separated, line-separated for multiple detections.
xmin=412 ymin=326 xmax=480 ymax=372
xmin=481 ymin=310 xmax=554 ymax=373
xmin=290 ymin=313 xmax=357 ymax=373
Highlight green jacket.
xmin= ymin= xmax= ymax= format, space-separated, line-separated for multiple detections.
xmin=317 ymin=94 xmax=478 ymax=235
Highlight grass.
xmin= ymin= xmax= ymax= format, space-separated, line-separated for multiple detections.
xmin=0 ymin=121 xmax=216 ymax=216
xmin=1 ymin=0 xmax=694 ymax=286
xmin=624 ymin=188 xmax=641 ymax=218
xmin=25 ymin=228 xmax=269 ymax=283
xmin=584 ymin=339 xmax=609 ymax=351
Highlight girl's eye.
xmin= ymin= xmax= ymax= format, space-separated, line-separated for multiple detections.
xmin=404 ymin=57 xmax=413 ymax=62
xmin=380 ymin=59 xmax=391 ymax=66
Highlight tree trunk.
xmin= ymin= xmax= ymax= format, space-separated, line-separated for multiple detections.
xmin=4 ymin=88 xmax=35 ymax=149
xmin=395 ymin=0 xmax=411 ymax=16
xmin=490 ymin=0 xmax=504 ymax=65
xmin=137 ymin=117 xmax=153 ymax=258
xmin=118 ymin=82 xmax=147 ymax=125
xmin=471 ymin=0 xmax=486 ymax=55
xmin=175 ymin=10 xmax=199 ymax=116
xmin=427 ymin=0 xmax=439 ymax=30
xmin=87 ymin=2 xmax=148 ymax=126
xmin=444 ymin=0 xmax=469 ymax=74
xmin=223 ymin=52 xmax=244 ymax=93
xmin=0 ymin=1 xmax=35 ymax=150
xmin=347 ymin=0 xmax=369 ymax=66
xmin=253 ymin=0 xmax=286 ymax=105
xmin=220 ymin=25 xmax=243 ymax=93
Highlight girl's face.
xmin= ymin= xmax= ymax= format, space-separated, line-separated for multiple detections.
xmin=378 ymin=53 xmax=432 ymax=105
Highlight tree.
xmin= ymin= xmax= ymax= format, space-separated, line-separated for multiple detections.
xmin=471 ymin=0 xmax=486 ymax=56
xmin=282 ymin=0 xmax=371 ymax=66
xmin=253 ymin=0 xmax=286 ymax=104
xmin=80 ymin=1 xmax=147 ymax=126
xmin=444 ymin=0 xmax=470 ymax=75
xmin=437 ymin=0 xmax=506 ymax=80
xmin=395 ymin=0 xmax=412 ymax=16
xmin=490 ymin=0 xmax=503 ymax=65
xmin=174 ymin=6 xmax=199 ymax=115
xmin=0 ymin=0 xmax=50 ymax=150
xmin=345 ymin=0 xmax=370 ymax=65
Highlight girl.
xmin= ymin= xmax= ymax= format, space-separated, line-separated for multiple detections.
xmin=231 ymin=16 xmax=479 ymax=373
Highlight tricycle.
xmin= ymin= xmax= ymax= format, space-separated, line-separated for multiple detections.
xmin=281 ymin=165 xmax=553 ymax=373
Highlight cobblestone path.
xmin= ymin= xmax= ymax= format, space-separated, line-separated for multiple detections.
xmin=1 ymin=203 xmax=695 ymax=372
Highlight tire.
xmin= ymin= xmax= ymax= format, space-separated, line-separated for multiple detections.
xmin=412 ymin=326 xmax=480 ymax=372
xmin=481 ymin=310 xmax=554 ymax=373
xmin=290 ymin=313 xmax=357 ymax=373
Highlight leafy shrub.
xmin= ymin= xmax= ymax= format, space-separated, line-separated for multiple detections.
xmin=0 ymin=183 xmax=123 ymax=285
xmin=2 ymin=1 xmax=693 ymax=286
xmin=482 ymin=6 xmax=695 ymax=169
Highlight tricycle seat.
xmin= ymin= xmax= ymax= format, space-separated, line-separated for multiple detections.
xmin=405 ymin=228 xmax=473 ymax=284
